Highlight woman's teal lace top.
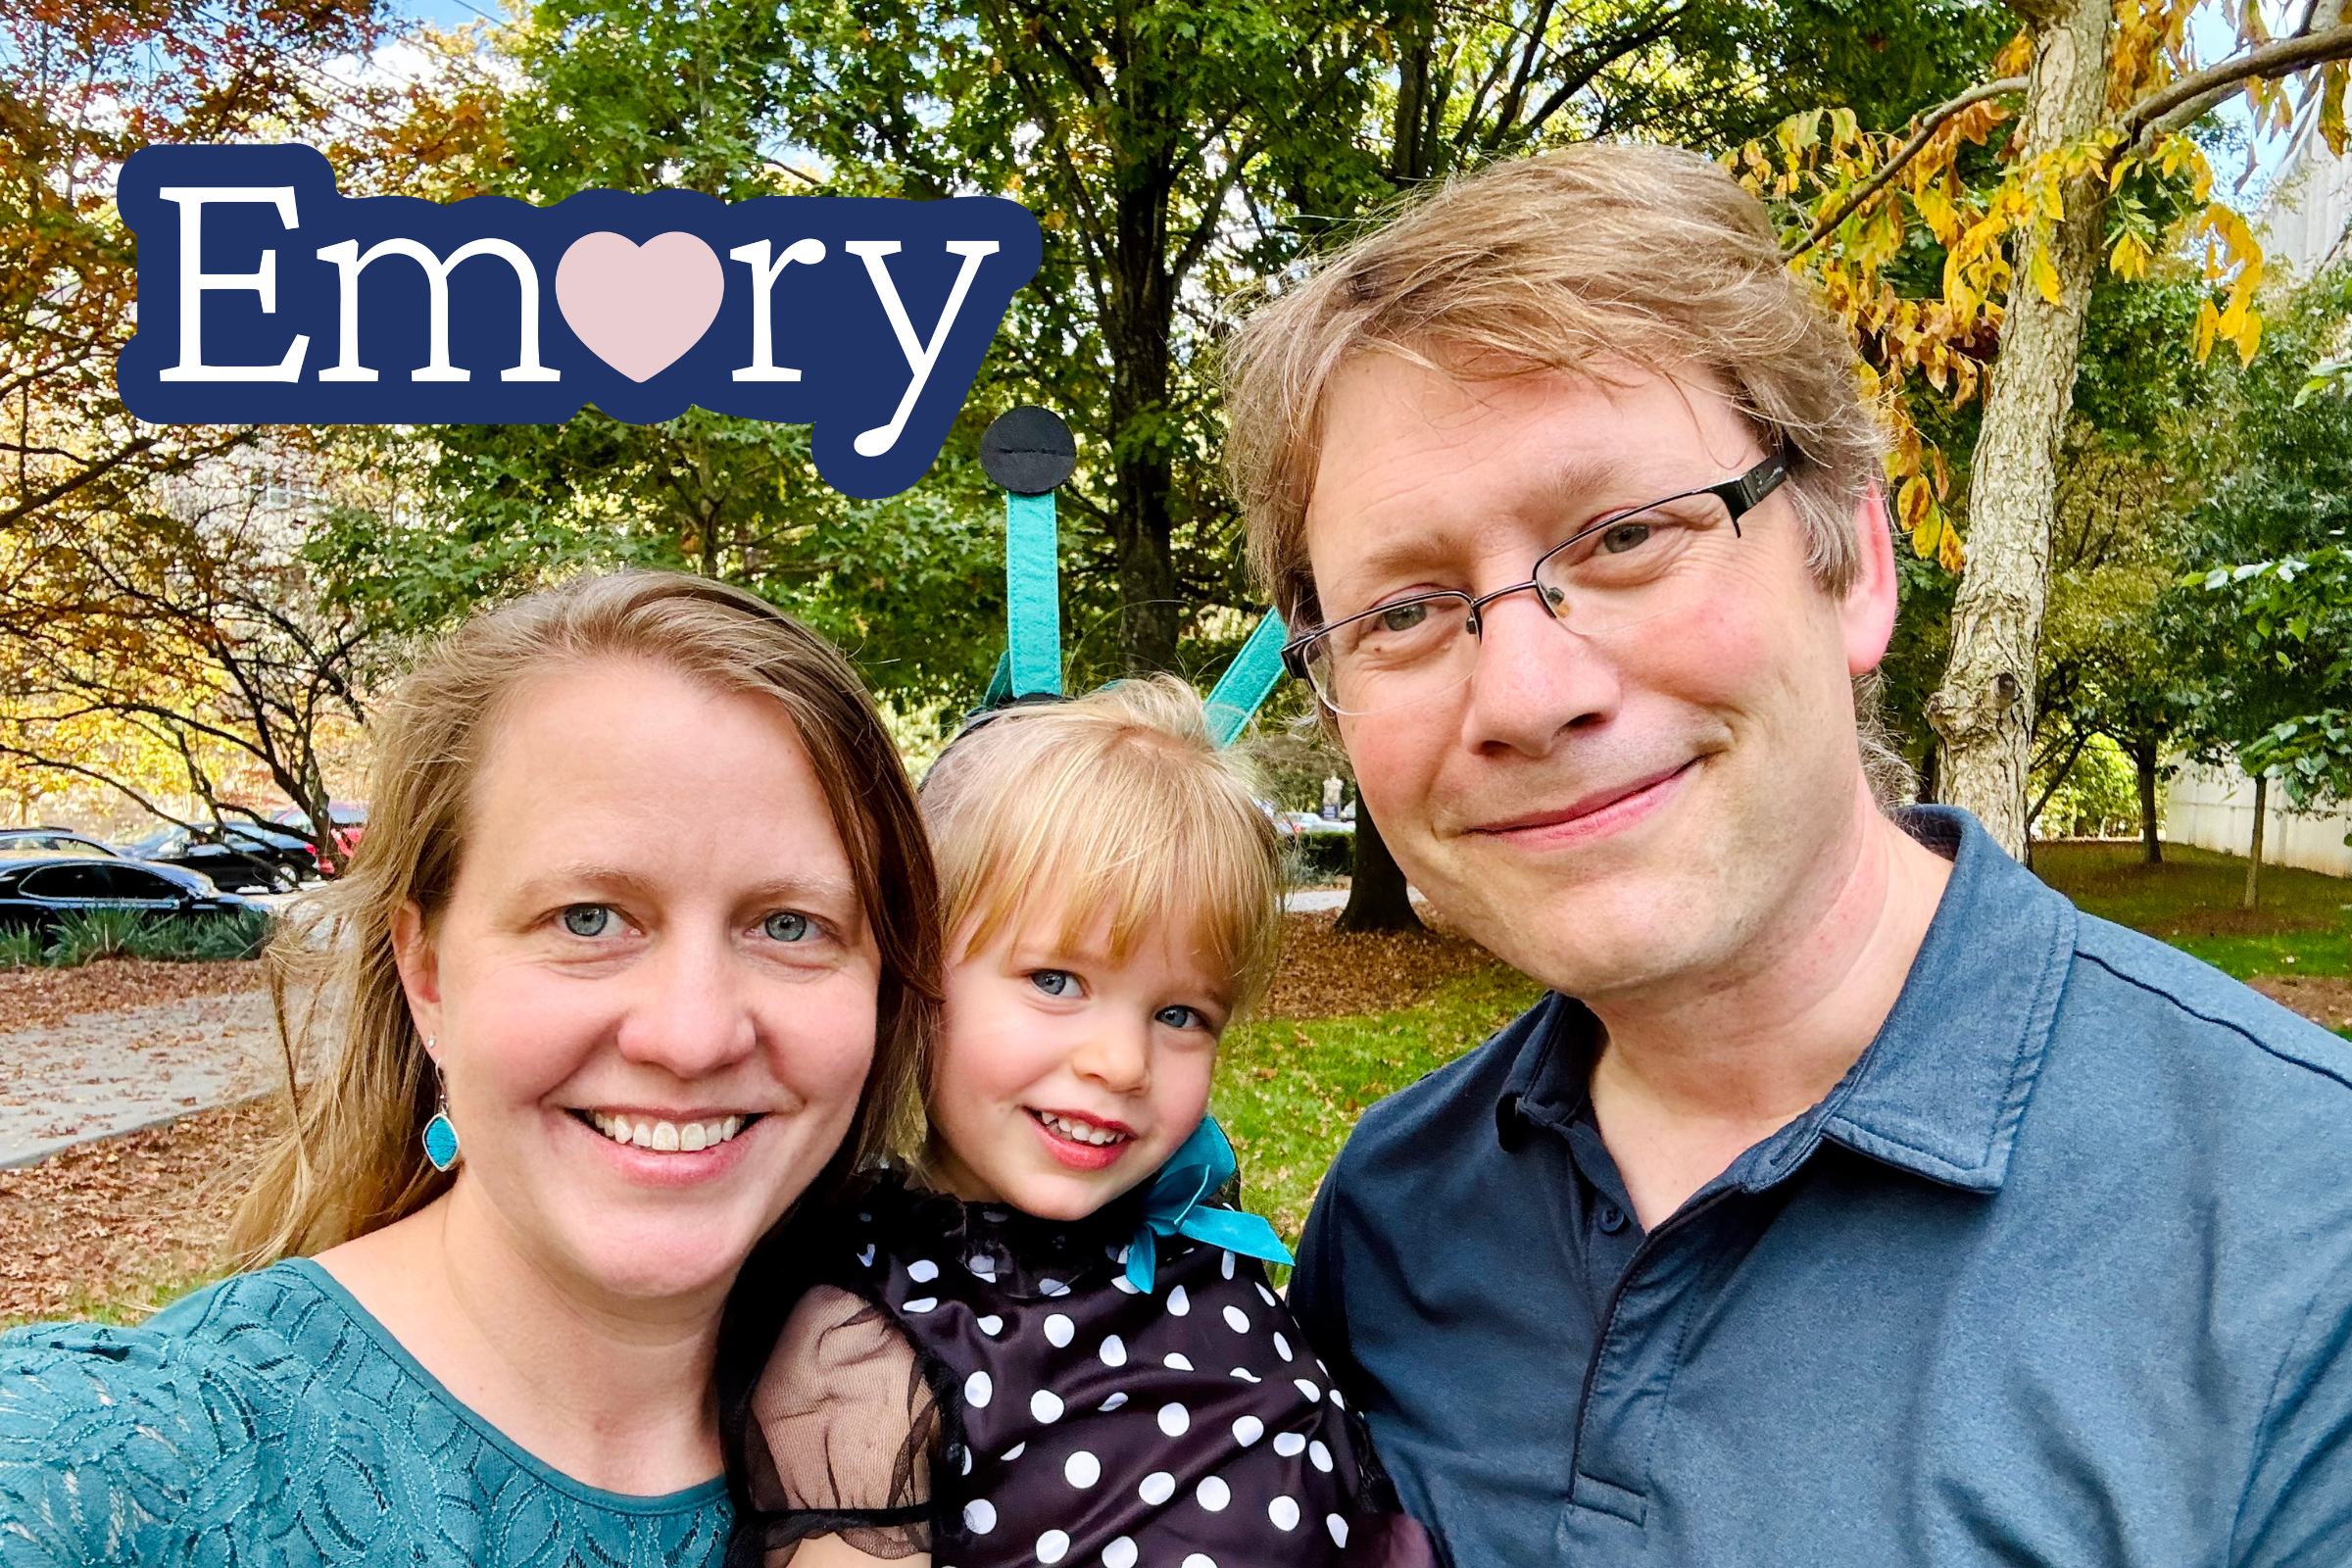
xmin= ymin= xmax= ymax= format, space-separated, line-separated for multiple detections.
xmin=0 ymin=1259 xmax=732 ymax=1566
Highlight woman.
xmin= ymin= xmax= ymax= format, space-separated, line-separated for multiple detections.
xmin=0 ymin=572 xmax=940 ymax=1565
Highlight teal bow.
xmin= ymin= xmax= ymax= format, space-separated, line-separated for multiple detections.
xmin=1126 ymin=1116 xmax=1293 ymax=1293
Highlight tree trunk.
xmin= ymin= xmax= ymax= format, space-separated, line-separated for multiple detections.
xmin=2132 ymin=736 xmax=2163 ymax=864
xmin=1105 ymin=62 xmax=1182 ymax=676
xmin=1338 ymin=797 xmax=1424 ymax=934
xmin=1925 ymin=0 xmax=2114 ymax=858
xmin=2243 ymin=770 xmax=2267 ymax=910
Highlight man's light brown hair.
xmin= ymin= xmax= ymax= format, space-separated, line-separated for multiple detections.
xmin=1223 ymin=142 xmax=1888 ymax=631
xmin=919 ymin=675 xmax=1285 ymax=1018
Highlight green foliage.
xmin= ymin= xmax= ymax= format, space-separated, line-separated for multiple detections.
xmin=2034 ymin=731 xmax=2138 ymax=838
xmin=49 ymin=909 xmax=146 ymax=966
xmin=2186 ymin=544 xmax=2352 ymax=811
xmin=21 ymin=909 xmax=273 ymax=968
xmin=0 ymin=927 xmax=42 ymax=970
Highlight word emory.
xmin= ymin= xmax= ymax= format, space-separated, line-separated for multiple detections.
xmin=116 ymin=144 xmax=1043 ymax=499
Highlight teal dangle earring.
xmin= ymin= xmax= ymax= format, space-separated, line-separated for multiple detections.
xmin=422 ymin=1041 xmax=461 ymax=1172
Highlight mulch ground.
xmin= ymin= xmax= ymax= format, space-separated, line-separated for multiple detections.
xmin=1259 ymin=908 xmax=1498 ymax=1019
xmin=2249 ymin=975 xmax=2352 ymax=1034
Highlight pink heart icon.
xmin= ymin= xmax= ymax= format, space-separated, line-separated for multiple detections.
xmin=555 ymin=231 xmax=725 ymax=382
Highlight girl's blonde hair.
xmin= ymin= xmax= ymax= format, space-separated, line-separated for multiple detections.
xmin=918 ymin=675 xmax=1284 ymax=1017
xmin=230 ymin=571 xmax=941 ymax=1266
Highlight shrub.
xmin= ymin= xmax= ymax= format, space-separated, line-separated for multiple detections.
xmin=0 ymin=927 xmax=43 ymax=970
xmin=49 ymin=908 xmax=145 ymax=966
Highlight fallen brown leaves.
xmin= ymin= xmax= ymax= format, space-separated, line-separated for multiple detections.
xmin=1259 ymin=909 xmax=1499 ymax=1020
xmin=0 ymin=958 xmax=268 ymax=1037
xmin=0 ymin=1096 xmax=285 ymax=1326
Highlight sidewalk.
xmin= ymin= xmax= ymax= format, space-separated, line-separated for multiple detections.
xmin=0 ymin=991 xmax=280 ymax=1168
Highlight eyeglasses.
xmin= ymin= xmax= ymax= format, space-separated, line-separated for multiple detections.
xmin=1281 ymin=453 xmax=1790 ymax=717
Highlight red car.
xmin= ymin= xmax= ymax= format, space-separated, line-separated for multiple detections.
xmin=270 ymin=802 xmax=368 ymax=875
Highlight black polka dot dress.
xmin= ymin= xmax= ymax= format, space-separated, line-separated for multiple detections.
xmin=721 ymin=1173 xmax=1432 ymax=1568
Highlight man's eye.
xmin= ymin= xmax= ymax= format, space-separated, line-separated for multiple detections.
xmin=562 ymin=905 xmax=612 ymax=937
xmin=1030 ymin=969 xmax=1075 ymax=997
xmin=1154 ymin=1004 xmax=1203 ymax=1029
xmin=1598 ymin=520 xmax=1654 ymax=555
xmin=1376 ymin=601 xmax=1431 ymax=633
xmin=762 ymin=911 xmax=813 ymax=943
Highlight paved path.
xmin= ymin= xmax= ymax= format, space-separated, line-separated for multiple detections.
xmin=0 ymin=992 xmax=280 ymax=1168
xmin=1283 ymin=887 xmax=1428 ymax=913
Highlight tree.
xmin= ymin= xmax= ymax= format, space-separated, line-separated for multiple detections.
xmin=1741 ymin=0 xmax=2352 ymax=854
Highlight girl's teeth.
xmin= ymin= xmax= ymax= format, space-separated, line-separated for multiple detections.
xmin=1042 ymin=1111 xmax=1124 ymax=1147
xmin=587 ymin=1112 xmax=746 ymax=1152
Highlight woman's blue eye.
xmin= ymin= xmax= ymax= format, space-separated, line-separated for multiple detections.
xmin=763 ymin=911 xmax=813 ymax=943
xmin=562 ymin=905 xmax=611 ymax=937
xmin=1155 ymin=1004 xmax=1202 ymax=1029
xmin=1031 ymin=969 xmax=1074 ymax=997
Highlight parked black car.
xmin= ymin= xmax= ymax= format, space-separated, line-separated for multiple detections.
xmin=0 ymin=854 xmax=270 ymax=937
xmin=0 ymin=827 xmax=121 ymax=858
xmin=123 ymin=823 xmax=312 ymax=893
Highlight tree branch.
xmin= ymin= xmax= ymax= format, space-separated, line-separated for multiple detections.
xmin=2115 ymin=24 xmax=2352 ymax=162
xmin=1783 ymin=76 xmax=2030 ymax=262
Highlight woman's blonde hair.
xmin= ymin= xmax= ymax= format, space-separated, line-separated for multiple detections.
xmin=1222 ymin=142 xmax=1888 ymax=630
xmin=231 ymin=571 xmax=941 ymax=1266
xmin=918 ymin=675 xmax=1284 ymax=1019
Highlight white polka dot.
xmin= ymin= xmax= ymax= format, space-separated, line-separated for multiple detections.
xmin=1310 ymin=1440 xmax=1333 ymax=1473
xmin=1196 ymin=1475 xmax=1231 ymax=1512
xmin=1038 ymin=1529 xmax=1070 ymax=1563
xmin=1099 ymin=1335 xmax=1128 ymax=1367
xmin=1111 ymin=1275 xmax=1141 ymax=1295
xmin=1032 ymin=1390 xmax=1065 ymax=1423
xmin=1273 ymin=1432 xmax=1306 ymax=1457
xmin=857 ymin=1245 xmax=876 ymax=1267
xmin=1065 ymin=1450 xmax=1102 ymax=1488
xmin=1003 ymin=1443 xmax=1027 ymax=1460
xmin=1256 ymin=1282 xmax=1277 ymax=1306
xmin=1099 ymin=1392 xmax=1129 ymax=1411
xmin=1326 ymin=1515 xmax=1349 ymax=1547
xmin=965 ymin=1371 xmax=994 ymax=1408
xmin=1232 ymin=1415 xmax=1264 ymax=1446
xmin=1102 ymin=1538 xmax=1138 ymax=1568
xmin=984 ymin=1207 xmax=1009 ymax=1222
xmin=1230 ymin=1368 xmax=1261 ymax=1383
xmin=1182 ymin=1556 xmax=1217 ymax=1568
xmin=960 ymin=1446 xmax=973 ymax=1475
xmin=907 ymin=1258 xmax=939 ymax=1282
xmin=1157 ymin=1401 xmax=1191 ymax=1437
xmin=1041 ymin=1277 xmax=1070 ymax=1297
xmin=964 ymin=1497 xmax=997 ymax=1533
xmin=1223 ymin=1305 xmax=1250 ymax=1334
xmin=1163 ymin=1352 xmax=1195 ymax=1371
xmin=969 ymin=1253 xmax=997 ymax=1280
xmin=1221 ymin=1250 xmax=1236 ymax=1278
xmin=1139 ymin=1471 xmax=1176 ymax=1505
xmin=1167 ymin=1284 xmax=1191 ymax=1315
xmin=977 ymin=1314 xmax=1004 ymax=1337
xmin=1329 ymin=1387 xmax=1346 ymax=1408
xmin=1269 ymin=1495 xmax=1300 ymax=1531
xmin=1044 ymin=1313 xmax=1075 ymax=1348
xmin=905 ymin=1298 xmax=939 ymax=1313
xmin=1273 ymin=1333 xmax=1294 ymax=1361
xmin=1295 ymin=1379 xmax=1322 ymax=1402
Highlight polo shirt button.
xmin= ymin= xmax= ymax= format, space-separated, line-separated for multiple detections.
xmin=1596 ymin=1204 xmax=1628 ymax=1234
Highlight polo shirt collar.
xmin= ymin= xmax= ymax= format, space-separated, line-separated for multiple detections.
xmin=1495 ymin=808 xmax=2075 ymax=1196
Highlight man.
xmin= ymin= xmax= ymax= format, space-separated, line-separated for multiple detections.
xmin=1224 ymin=144 xmax=2352 ymax=1566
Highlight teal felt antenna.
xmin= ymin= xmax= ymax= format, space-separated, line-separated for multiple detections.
xmin=979 ymin=407 xmax=1076 ymax=699
xmin=1202 ymin=611 xmax=1288 ymax=746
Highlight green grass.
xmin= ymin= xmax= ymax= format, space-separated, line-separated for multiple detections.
xmin=1214 ymin=966 xmax=1547 ymax=1247
xmin=0 ymin=1270 xmax=232 ymax=1334
xmin=2030 ymin=840 xmax=2352 ymax=983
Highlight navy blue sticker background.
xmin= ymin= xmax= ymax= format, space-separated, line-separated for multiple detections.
xmin=116 ymin=144 xmax=1043 ymax=499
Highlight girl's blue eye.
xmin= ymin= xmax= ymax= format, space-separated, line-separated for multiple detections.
xmin=1031 ymin=969 xmax=1074 ymax=997
xmin=562 ymin=905 xmax=611 ymax=937
xmin=763 ymin=911 xmax=813 ymax=943
xmin=1155 ymin=1004 xmax=1202 ymax=1029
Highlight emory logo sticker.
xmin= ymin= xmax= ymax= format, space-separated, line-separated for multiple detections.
xmin=115 ymin=144 xmax=1043 ymax=499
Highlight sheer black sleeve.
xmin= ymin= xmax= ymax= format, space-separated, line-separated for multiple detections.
xmin=727 ymin=1285 xmax=939 ymax=1568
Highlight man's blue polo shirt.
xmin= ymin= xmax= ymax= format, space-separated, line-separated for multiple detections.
xmin=1292 ymin=808 xmax=2352 ymax=1567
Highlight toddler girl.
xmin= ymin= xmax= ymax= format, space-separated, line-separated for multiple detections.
xmin=722 ymin=676 xmax=1428 ymax=1568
